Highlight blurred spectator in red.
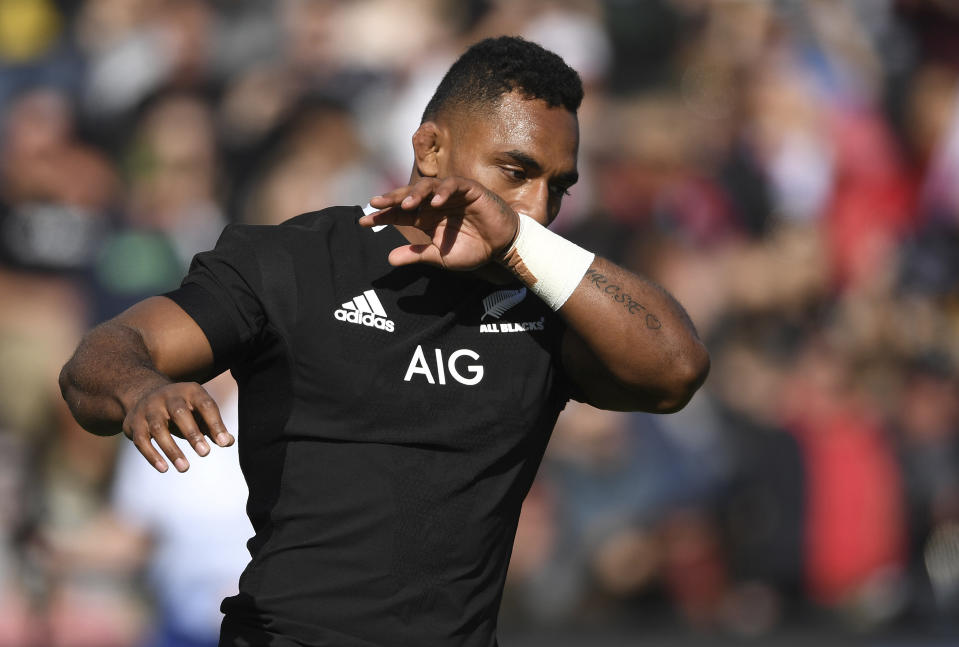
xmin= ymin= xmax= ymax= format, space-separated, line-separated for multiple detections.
xmin=782 ymin=336 xmax=908 ymax=626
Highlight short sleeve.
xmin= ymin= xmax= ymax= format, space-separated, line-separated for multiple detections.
xmin=164 ymin=224 xmax=267 ymax=370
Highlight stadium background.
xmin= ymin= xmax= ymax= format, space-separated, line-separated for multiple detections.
xmin=1 ymin=0 xmax=959 ymax=645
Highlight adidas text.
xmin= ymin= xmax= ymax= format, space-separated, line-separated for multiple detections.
xmin=334 ymin=309 xmax=395 ymax=332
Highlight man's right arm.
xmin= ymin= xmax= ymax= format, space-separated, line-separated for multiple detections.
xmin=59 ymin=296 xmax=235 ymax=473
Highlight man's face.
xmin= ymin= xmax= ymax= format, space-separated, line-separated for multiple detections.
xmin=439 ymin=91 xmax=579 ymax=227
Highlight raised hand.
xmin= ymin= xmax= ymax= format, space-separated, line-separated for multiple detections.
xmin=360 ymin=177 xmax=519 ymax=270
xmin=122 ymin=381 xmax=234 ymax=473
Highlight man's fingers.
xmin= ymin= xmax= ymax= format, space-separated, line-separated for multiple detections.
xmin=146 ymin=411 xmax=190 ymax=472
xmin=363 ymin=177 xmax=489 ymax=230
xmin=368 ymin=194 xmax=395 ymax=209
xmin=192 ymin=387 xmax=234 ymax=447
xmin=358 ymin=206 xmax=400 ymax=227
xmin=429 ymin=176 xmax=467 ymax=207
xmin=369 ymin=191 xmax=410 ymax=210
xmin=126 ymin=416 xmax=169 ymax=473
xmin=121 ymin=382 xmax=233 ymax=473
xmin=398 ymin=179 xmax=438 ymax=211
xmin=168 ymin=396 xmax=209 ymax=457
xmin=370 ymin=179 xmax=436 ymax=210
xmin=360 ymin=207 xmax=446 ymax=232
xmin=366 ymin=177 xmax=510 ymax=269
xmin=369 ymin=177 xmax=477 ymax=212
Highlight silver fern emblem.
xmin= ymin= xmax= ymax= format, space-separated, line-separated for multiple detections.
xmin=482 ymin=287 xmax=527 ymax=320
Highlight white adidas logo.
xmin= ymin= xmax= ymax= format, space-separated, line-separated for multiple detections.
xmin=333 ymin=289 xmax=395 ymax=332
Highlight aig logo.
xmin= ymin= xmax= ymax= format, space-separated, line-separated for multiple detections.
xmin=404 ymin=345 xmax=484 ymax=386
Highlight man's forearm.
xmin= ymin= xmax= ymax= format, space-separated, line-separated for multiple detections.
xmin=59 ymin=322 xmax=172 ymax=436
xmin=559 ymin=257 xmax=709 ymax=410
xmin=496 ymin=214 xmax=708 ymax=411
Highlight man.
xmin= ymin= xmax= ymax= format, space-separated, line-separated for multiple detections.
xmin=60 ymin=37 xmax=709 ymax=647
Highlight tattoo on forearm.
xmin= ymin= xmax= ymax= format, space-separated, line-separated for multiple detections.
xmin=584 ymin=269 xmax=662 ymax=329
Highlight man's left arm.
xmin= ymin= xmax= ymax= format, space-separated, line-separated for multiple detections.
xmin=555 ymin=256 xmax=709 ymax=413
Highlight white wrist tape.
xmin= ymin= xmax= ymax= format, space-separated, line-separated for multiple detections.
xmin=499 ymin=214 xmax=595 ymax=311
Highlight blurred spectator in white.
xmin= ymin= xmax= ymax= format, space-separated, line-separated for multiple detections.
xmin=245 ymin=97 xmax=386 ymax=225
xmin=356 ymin=0 xmax=474 ymax=186
xmin=78 ymin=0 xmax=216 ymax=120
xmin=112 ymin=374 xmax=250 ymax=647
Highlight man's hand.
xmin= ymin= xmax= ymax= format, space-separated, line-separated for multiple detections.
xmin=60 ymin=296 xmax=237 ymax=471
xmin=122 ymin=381 xmax=234 ymax=473
xmin=360 ymin=177 xmax=519 ymax=270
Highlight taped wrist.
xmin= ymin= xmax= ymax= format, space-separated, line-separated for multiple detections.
xmin=499 ymin=214 xmax=595 ymax=311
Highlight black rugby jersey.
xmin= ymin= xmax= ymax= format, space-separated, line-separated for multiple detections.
xmin=164 ymin=206 xmax=572 ymax=647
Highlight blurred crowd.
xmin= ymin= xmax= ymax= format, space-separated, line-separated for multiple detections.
xmin=1 ymin=0 xmax=959 ymax=645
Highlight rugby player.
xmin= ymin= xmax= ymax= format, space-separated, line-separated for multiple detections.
xmin=61 ymin=36 xmax=709 ymax=647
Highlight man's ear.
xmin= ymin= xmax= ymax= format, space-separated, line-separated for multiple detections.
xmin=412 ymin=122 xmax=444 ymax=178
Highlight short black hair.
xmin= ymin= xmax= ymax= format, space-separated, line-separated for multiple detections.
xmin=421 ymin=36 xmax=583 ymax=123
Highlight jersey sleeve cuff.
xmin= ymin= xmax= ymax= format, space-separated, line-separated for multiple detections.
xmin=162 ymin=282 xmax=245 ymax=370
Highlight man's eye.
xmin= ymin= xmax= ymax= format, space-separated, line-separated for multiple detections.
xmin=503 ymin=167 xmax=526 ymax=181
xmin=550 ymin=185 xmax=571 ymax=197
